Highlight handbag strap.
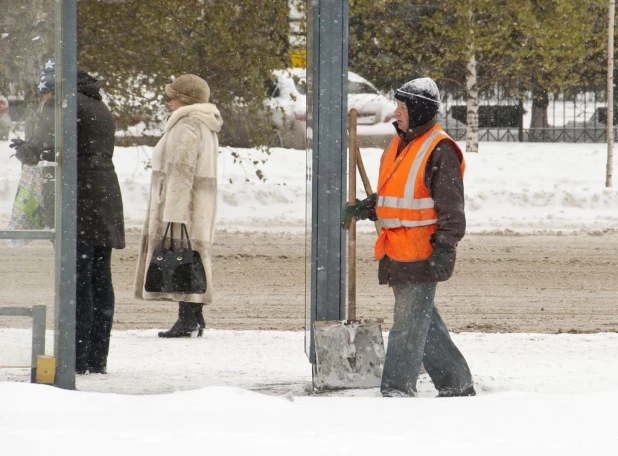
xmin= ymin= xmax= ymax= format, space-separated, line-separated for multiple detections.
xmin=160 ymin=222 xmax=173 ymax=250
xmin=160 ymin=222 xmax=192 ymax=250
xmin=180 ymin=223 xmax=192 ymax=250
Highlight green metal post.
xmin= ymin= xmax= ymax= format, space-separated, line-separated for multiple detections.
xmin=53 ymin=0 xmax=77 ymax=390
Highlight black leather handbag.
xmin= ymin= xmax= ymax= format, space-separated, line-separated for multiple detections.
xmin=144 ymin=223 xmax=207 ymax=294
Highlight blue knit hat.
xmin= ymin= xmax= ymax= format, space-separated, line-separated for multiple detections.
xmin=37 ymin=59 xmax=56 ymax=95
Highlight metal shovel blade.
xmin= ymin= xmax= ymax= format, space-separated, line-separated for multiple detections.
xmin=312 ymin=320 xmax=385 ymax=391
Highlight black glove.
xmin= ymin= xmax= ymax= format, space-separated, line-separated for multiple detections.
xmin=341 ymin=198 xmax=369 ymax=230
xmin=9 ymin=138 xmax=26 ymax=149
xmin=427 ymin=242 xmax=456 ymax=281
xmin=13 ymin=142 xmax=42 ymax=166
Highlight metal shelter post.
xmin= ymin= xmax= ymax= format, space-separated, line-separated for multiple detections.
xmin=53 ymin=0 xmax=77 ymax=390
xmin=306 ymin=0 xmax=349 ymax=363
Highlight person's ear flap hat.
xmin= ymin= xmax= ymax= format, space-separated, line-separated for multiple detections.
xmin=165 ymin=74 xmax=210 ymax=105
xmin=394 ymin=77 xmax=441 ymax=129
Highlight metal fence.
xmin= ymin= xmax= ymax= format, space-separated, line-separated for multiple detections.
xmin=440 ymin=88 xmax=617 ymax=143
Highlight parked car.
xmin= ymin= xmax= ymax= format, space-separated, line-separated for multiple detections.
xmin=264 ymin=68 xmax=396 ymax=149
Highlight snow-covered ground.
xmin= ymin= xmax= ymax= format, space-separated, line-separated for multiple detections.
xmin=2 ymin=329 xmax=618 ymax=455
xmin=1 ymin=135 xmax=618 ymax=454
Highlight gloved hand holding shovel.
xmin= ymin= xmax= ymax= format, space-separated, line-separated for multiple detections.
xmin=341 ymin=197 xmax=371 ymax=230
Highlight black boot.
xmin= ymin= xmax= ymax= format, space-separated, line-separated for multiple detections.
xmin=158 ymin=302 xmax=200 ymax=338
xmin=438 ymin=385 xmax=476 ymax=398
xmin=194 ymin=304 xmax=205 ymax=337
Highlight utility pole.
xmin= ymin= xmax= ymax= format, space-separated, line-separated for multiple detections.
xmin=607 ymin=0 xmax=615 ymax=187
xmin=54 ymin=0 xmax=78 ymax=390
xmin=306 ymin=0 xmax=349 ymax=362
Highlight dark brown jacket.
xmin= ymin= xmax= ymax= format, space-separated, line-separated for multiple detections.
xmin=366 ymin=120 xmax=465 ymax=286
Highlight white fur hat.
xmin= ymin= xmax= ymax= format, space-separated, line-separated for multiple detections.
xmin=165 ymin=74 xmax=210 ymax=105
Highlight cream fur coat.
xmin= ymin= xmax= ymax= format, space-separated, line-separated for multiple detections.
xmin=134 ymin=103 xmax=223 ymax=303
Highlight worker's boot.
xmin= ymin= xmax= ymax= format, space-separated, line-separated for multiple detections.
xmin=158 ymin=302 xmax=200 ymax=338
xmin=437 ymin=385 xmax=476 ymax=398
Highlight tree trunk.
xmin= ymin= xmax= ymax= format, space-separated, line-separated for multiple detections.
xmin=528 ymin=88 xmax=549 ymax=142
xmin=465 ymin=10 xmax=479 ymax=153
xmin=607 ymin=0 xmax=615 ymax=188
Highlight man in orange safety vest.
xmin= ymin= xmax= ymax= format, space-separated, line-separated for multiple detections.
xmin=342 ymin=77 xmax=475 ymax=398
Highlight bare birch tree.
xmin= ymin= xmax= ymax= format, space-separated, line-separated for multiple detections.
xmin=607 ymin=0 xmax=615 ymax=188
xmin=465 ymin=1 xmax=479 ymax=153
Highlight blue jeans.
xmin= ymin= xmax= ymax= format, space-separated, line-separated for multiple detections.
xmin=381 ymin=282 xmax=473 ymax=397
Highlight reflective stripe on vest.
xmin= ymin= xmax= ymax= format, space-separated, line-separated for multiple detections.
xmin=376 ymin=128 xmax=445 ymax=229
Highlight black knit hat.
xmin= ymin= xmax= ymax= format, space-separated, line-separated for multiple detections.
xmin=394 ymin=77 xmax=441 ymax=129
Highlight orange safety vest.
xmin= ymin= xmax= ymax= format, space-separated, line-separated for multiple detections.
xmin=374 ymin=124 xmax=464 ymax=262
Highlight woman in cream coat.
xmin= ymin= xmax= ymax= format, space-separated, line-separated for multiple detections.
xmin=134 ymin=74 xmax=223 ymax=337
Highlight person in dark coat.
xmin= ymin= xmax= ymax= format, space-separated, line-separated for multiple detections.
xmin=342 ymin=77 xmax=475 ymax=398
xmin=10 ymin=59 xmax=125 ymax=374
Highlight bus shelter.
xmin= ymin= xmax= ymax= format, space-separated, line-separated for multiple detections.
xmin=0 ymin=0 xmax=351 ymax=388
xmin=0 ymin=0 xmax=77 ymax=390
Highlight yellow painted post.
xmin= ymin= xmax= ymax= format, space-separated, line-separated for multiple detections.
xmin=290 ymin=48 xmax=307 ymax=68
xmin=36 ymin=356 xmax=56 ymax=385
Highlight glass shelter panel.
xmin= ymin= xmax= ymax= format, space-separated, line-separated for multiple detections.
xmin=0 ymin=0 xmax=59 ymax=377
xmin=0 ymin=0 xmax=57 ymax=235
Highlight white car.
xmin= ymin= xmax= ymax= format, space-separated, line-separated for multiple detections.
xmin=265 ymin=68 xmax=397 ymax=149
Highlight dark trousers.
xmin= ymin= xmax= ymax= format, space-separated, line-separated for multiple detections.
xmin=75 ymin=240 xmax=115 ymax=372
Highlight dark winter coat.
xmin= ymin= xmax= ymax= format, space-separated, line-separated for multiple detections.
xmin=366 ymin=120 xmax=466 ymax=286
xmin=15 ymin=71 xmax=125 ymax=248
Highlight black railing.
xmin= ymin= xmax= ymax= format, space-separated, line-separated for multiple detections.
xmin=444 ymin=125 xmax=616 ymax=143
xmin=441 ymin=89 xmax=616 ymax=143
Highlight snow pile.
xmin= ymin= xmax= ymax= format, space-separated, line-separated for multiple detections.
xmin=1 ymin=139 xmax=617 ymax=234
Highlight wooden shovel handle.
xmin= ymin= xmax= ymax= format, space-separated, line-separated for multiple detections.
xmin=355 ymin=145 xmax=382 ymax=235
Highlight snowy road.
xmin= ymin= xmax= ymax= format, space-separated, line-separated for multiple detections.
xmin=1 ymin=230 xmax=617 ymax=334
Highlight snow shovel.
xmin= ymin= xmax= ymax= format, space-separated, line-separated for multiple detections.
xmin=312 ymin=109 xmax=385 ymax=391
